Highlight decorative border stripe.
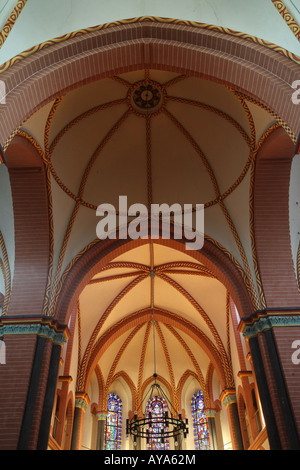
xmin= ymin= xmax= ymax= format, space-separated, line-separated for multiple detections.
xmin=240 ymin=312 xmax=300 ymax=338
xmin=220 ymin=388 xmax=237 ymax=407
xmin=0 ymin=231 xmax=11 ymax=316
xmin=0 ymin=316 xmax=69 ymax=344
xmin=237 ymin=370 xmax=252 ymax=378
xmin=75 ymin=392 xmax=90 ymax=411
xmin=0 ymin=0 xmax=28 ymax=49
xmin=58 ymin=375 xmax=73 ymax=383
xmin=0 ymin=15 xmax=299 ymax=75
xmin=271 ymin=0 xmax=300 ymax=40
xmin=205 ymin=408 xmax=217 ymax=418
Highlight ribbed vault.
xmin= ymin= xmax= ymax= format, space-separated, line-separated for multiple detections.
xmin=5 ymin=67 xmax=292 ymax=417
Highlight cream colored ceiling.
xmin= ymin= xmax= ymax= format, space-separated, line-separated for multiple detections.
xmin=79 ymin=242 xmax=227 ymax=394
xmin=21 ymin=69 xmax=276 ymax=291
xmin=19 ymin=68 xmax=279 ymax=399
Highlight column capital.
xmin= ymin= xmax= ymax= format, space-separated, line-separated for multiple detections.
xmin=237 ymin=370 xmax=252 ymax=379
xmin=75 ymin=392 xmax=90 ymax=412
xmin=58 ymin=375 xmax=73 ymax=384
xmin=0 ymin=315 xmax=70 ymax=345
xmin=204 ymin=408 xmax=217 ymax=418
xmin=220 ymin=388 xmax=237 ymax=408
xmin=91 ymin=403 xmax=107 ymax=420
xmin=96 ymin=412 xmax=107 ymax=421
xmin=238 ymin=309 xmax=300 ymax=338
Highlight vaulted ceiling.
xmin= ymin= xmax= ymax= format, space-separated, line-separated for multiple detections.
xmin=16 ymin=68 xmax=280 ymax=401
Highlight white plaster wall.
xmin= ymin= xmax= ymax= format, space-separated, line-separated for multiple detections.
xmin=181 ymin=374 xmax=229 ymax=451
xmin=108 ymin=378 xmax=132 ymax=450
xmin=289 ymin=153 xmax=300 ymax=280
xmin=0 ymin=0 xmax=17 ymax=31
xmin=0 ymin=164 xmax=14 ymax=302
xmin=0 ymin=0 xmax=299 ymax=65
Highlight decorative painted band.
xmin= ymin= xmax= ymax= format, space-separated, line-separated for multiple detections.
xmin=220 ymin=388 xmax=237 ymax=408
xmin=0 ymin=316 xmax=69 ymax=345
xmin=75 ymin=392 xmax=90 ymax=411
xmin=239 ymin=311 xmax=300 ymax=338
xmin=0 ymin=15 xmax=299 ymax=75
xmin=58 ymin=375 xmax=73 ymax=384
xmin=204 ymin=408 xmax=217 ymax=418
xmin=96 ymin=412 xmax=108 ymax=421
xmin=237 ymin=370 xmax=252 ymax=379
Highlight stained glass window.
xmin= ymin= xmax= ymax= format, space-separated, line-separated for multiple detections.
xmin=146 ymin=396 xmax=170 ymax=450
xmin=191 ymin=390 xmax=210 ymax=450
xmin=104 ymin=393 xmax=122 ymax=450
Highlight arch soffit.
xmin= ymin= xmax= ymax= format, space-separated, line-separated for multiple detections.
xmin=0 ymin=20 xmax=299 ymax=147
xmin=83 ymin=307 xmax=228 ymax=394
xmin=0 ymin=20 xmax=297 ymax=325
xmin=54 ymin=235 xmax=255 ymax=328
xmin=1 ymin=20 xmax=298 ymax=408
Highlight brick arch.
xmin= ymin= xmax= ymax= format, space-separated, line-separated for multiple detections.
xmin=4 ymin=135 xmax=51 ymax=316
xmin=82 ymin=307 xmax=228 ymax=395
xmin=54 ymin=233 xmax=255 ymax=330
xmin=176 ymin=370 xmax=202 ymax=411
xmin=253 ymin=127 xmax=300 ymax=308
xmin=0 ymin=21 xmax=299 ymax=148
xmin=108 ymin=371 xmax=137 ymax=413
xmin=1 ymin=20 xmax=297 ymax=320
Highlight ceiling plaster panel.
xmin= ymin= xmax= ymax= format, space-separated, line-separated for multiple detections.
xmin=78 ymin=276 xmax=135 ymax=352
xmin=81 ymin=113 xmax=148 ymax=208
xmin=98 ymin=276 xmax=151 ymax=336
xmin=113 ymin=244 xmax=151 ymax=267
xmin=166 ymin=272 xmax=228 ymax=344
xmin=97 ymin=327 xmax=137 ymax=384
xmin=166 ymin=99 xmax=250 ymax=197
xmin=49 ymin=78 xmax=127 ymax=142
xmin=151 ymin=112 xmax=216 ymax=205
xmin=21 ymin=100 xmax=55 ymax=151
xmin=245 ymin=100 xmax=277 ymax=144
xmin=168 ymin=77 xmax=251 ymax=135
xmin=51 ymin=102 xmax=129 ymax=198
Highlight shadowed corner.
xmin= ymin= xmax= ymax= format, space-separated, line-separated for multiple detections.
xmin=0 ymin=144 xmax=6 ymax=166
xmin=0 ymin=339 xmax=6 ymax=365
xmin=294 ymin=132 xmax=300 ymax=156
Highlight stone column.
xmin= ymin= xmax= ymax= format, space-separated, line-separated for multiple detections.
xmin=0 ymin=316 xmax=68 ymax=450
xmin=71 ymin=392 xmax=90 ymax=450
xmin=36 ymin=342 xmax=63 ymax=449
xmin=220 ymin=389 xmax=243 ymax=450
xmin=95 ymin=412 xmax=107 ymax=450
xmin=240 ymin=312 xmax=300 ymax=450
xmin=205 ymin=409 xmax=218 ymax=450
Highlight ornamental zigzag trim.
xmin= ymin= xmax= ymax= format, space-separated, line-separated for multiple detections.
xmin=0 ymin=231 xmax=11 ymax=316
xmin=271 ymin=0 xmax=300 ymax=40
xmin=0 ymin=15 xmax=299 ymax=75
xmin=241 ymin=314 xmax=300 ymax=338
xmin=0 ymin=318 xmax=69 ymax=344
xmin=0 ymin=0 xmax=28 ymax=49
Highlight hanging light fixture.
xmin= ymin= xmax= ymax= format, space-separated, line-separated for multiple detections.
xmin=126 ymin=373 xmax=189 ymax=448
xmin=126 ymin=244 xmax=189 ymax=448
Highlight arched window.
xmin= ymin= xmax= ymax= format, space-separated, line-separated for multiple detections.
xmin=104 ymin=393 xmax=122 ymax=450
xmin=191 ymin=390 xmax=210 ymax=450
xmin=146 ymin=396 xmax=170 ymax=450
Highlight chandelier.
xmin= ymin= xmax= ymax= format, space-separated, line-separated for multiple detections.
xmin=126 ymin=374 xmax=189 ymax=447
xmin=126 ymin=244 xmax=189 ymax=448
